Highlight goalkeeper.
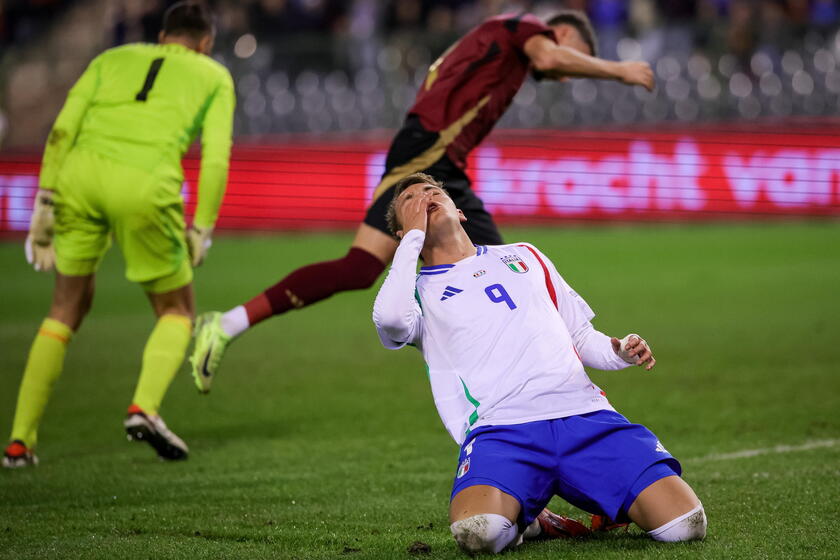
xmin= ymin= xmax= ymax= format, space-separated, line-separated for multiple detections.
xmin=3 ymin=2 xmax=234 ymax=467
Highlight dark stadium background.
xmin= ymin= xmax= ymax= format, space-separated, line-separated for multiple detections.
xmin=1 ymin=0 xmax=839 ymax=228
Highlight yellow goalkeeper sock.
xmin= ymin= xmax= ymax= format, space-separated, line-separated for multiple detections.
xmin=131 ymin=314 xmax=192 ymax=415
xmin=10 ymin=318 xmax=73 ymax=447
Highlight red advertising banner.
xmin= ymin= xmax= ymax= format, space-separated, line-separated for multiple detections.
xmin=1 ymin=124 xmax=839 ymax=232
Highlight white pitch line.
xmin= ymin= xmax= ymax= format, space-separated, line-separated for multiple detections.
xmin=686 ymin=439 xmax=838 ymax=464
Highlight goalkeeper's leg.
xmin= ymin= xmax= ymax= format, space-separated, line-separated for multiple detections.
xmin=4 ymin=273 xmax=94 ymax=467
xmin=126 ymin=283 xmax=193 ymax=460
xmin=190 ymin=224 xmax=389 ymax=392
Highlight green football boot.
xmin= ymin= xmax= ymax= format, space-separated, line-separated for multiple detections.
xmin=190 ymin=311 xmax=232 ymax=394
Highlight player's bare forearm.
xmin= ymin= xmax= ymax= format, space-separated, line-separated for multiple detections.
xmin=547 ymin=49 xmax=652 ymax=90
xmin=524 ymin=35 xmax=654 ymax=91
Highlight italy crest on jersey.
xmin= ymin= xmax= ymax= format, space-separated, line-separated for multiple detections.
xmin=501 ymin=255 xmax=529 ymax=273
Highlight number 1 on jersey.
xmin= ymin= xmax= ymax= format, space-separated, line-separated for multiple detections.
xmin=136 ymin=57 xmax=165 ymax=101
xmin=485 ymin=284 xmax=517 ymax=310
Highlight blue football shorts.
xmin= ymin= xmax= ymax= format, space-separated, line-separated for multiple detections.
xmin=449 ymin=409 xmax=682 ymax=528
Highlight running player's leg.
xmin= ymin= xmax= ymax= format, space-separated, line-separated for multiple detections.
xmin=190 ymin=222 xmax=389 ymax=391
xmin=3 ymin=273 xmax=95 ymax=467
xmin=221 ymin=160 xmax=483 ymax=337
xmin=238 ymin=223 xmax=393 ymax=330
xmin=258 ymin=115 xmax=445 ymax=318
xmin=190 ymin=200 xmax=393 ymax=392
xmin=190 ymin=117 xmax=441 ymax=380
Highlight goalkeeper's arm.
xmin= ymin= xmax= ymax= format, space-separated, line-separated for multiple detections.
xmin=187 ymin=70 xmax=235 ymax=267
xmin=29 ymin=55 xmax=100 ymax=272
xmin=40 ymin=55 xmax=100 ymax=191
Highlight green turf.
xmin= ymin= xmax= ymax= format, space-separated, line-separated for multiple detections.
xmin=1 ymin=222 xmax=838 ymax=559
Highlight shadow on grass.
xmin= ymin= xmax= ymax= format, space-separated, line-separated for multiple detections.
xmin=182 ymin=418 xmax=297 ymax=443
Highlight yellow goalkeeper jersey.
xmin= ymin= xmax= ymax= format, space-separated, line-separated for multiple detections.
xmin=39 ymin=42 xmax=235 ymax=228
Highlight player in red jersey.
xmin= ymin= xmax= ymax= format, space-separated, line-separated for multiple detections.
xmin=190 ymin=10 xmax=654 ymax=390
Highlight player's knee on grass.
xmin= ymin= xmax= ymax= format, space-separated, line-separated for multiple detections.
xmin=648 ymin=504 xmax=707 ymax=542
xmin=450 ymin=514 xmax=519 ymax=554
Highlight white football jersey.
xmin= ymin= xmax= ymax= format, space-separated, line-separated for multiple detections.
xmin=373 ymin=230 xmax=630 ymax=445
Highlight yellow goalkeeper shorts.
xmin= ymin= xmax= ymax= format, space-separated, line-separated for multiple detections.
xmin=53 ymin=147 xmax=193 ymax=294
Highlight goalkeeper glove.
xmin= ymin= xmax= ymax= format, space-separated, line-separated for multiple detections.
xmin=24 ymin=189 xmax=56 ymax=272
xmin=186 ymin=225 xmax=213 ymax=267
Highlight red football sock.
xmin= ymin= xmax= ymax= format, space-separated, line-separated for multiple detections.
xmin=243 ymin=293 xmax=272 ymax=325
xmin=244 ymin=247 xmax=385 ymax=326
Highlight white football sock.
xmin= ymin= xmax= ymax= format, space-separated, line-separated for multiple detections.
xmin=220 ymin=306 xmax=249 ymax=338
xmin=450 ymin=514 xmax=519 ymax=554
xmin=648 ymin=504 xmax=707 ymax=542
xmin=522 ymin=517 xmax=541 ymax=539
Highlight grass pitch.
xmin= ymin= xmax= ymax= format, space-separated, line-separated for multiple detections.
xmin=1 ymin=222 xmax=838 ymax=559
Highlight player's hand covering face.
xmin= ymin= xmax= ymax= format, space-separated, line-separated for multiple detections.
xmin=395 ymin=184 xmax=465 ymax=238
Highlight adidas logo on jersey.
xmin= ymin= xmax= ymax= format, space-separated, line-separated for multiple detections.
xmin=655 ymin=440 xmax=668 ymax=453
xmin=440 ymin=286 xmax=463 ymax=301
